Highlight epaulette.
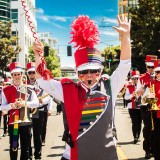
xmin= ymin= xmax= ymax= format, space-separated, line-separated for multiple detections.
xmin=61 ymin=78 xmax=75 ymax=84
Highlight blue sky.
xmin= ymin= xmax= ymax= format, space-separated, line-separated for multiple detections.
xmin=35 ymin=0 xmax=119 ymax=67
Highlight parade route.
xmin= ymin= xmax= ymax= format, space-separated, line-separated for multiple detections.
xmin=0 ymin=99 xmax=154 ymax=160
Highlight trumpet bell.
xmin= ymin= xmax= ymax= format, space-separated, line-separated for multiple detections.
xmin=22 ymin=117 xmax=31 ymax=123
xmin=10 ymin=120 xmax=22 ymax=124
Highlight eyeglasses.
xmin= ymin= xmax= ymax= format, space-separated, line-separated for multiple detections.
xmin=155 ymin=71 xmax=160 ymax=74
xmin=12 ymin=73 xmax=21 ymax=76
xmin=28 ymin=71 xmax=35 ymax=75
xmin=147 ymin=66 xmax=154 ymax=69
xmin=78 ymin=69 xmax=101 ymax=75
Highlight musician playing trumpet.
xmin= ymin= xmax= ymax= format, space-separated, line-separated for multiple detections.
xmin=1 ymin=62 xmax=39 ymax=160
xmin=142 ymin=59 xmax=160 ymax=160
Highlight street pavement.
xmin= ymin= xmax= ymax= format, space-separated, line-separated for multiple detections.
xmin=0 ymin=99 xmax=154 ymax=160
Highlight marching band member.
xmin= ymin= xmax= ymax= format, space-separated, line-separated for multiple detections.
xmin=33 ymin=15 xmax=131 ymax=160
xmin=124 ymin=70 xmax=142 ymax=144
xmin=142 ymin=59 xmax=160 ymax=160
xmin=1 ymin=62 xmax=39 ymax=160
xmin=136 ymin=55 xmax=157 ymax=159
xmin=27 ymin=62 xmax=52 ymax=160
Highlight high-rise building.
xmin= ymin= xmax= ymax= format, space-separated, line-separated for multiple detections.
xmin=0 ymin=0 xmax=11 ymax=21
xmin=118 ymin=0 xmax=138 ymax=16
xmin=11 ymin=0 xmax=37 ymax=68
xmin=38 ymin=32 xmax=57 ymax=48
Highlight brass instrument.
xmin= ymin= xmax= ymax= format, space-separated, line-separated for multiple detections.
xmin=118 ymin=87 xmax=126 ymax=98
xmin=146 ymin=84 xmax=159 ymax=111
xmin=22 ymin=75 xmax=30 ymax=123
xmin=31 ymin=94 xmax=49 ymax=114
xmin=146 ymin=84 xmax=159 ymax=130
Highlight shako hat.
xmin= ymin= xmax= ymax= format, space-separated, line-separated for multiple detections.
xmin=145 ymin=55 xmax=157 ymax=66
xmin=26 ymin=62 xmax=35 ymax=72
xmin=154 ymin=59 xmax=160 ymax=72
xmin=131 ymin=70 xmax=140 ymax=78
xmin=9 ymin=62 xmax=23 ymax=73
xmin=70 ymin=15 xmax=103 ymax=71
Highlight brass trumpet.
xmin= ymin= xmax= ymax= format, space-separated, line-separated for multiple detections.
xmin=31 ymin=94 xmax=49 ymax=114
xmin=146 ymin=84 xmax=159 ymax=111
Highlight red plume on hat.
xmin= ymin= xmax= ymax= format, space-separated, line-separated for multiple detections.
xmin=154 ymin=59 xmax=160 ymax=71
xmin=26 ymin=62 xmax=35 ymax=72
xmin=70 ymin=15 xmax=103 ymax=71
xmin=145 ymin=55 xmax=157 ymax=66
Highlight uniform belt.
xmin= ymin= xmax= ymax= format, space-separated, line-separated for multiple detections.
xmin=39 ymin=104 xmax=47 ymax=110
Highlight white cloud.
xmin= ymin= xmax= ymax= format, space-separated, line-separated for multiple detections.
xmin=100 ymin=30 xmax=118 ymax=37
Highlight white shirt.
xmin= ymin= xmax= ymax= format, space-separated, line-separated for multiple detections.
xmin=37 ymin=59 xmax=131 ymax=108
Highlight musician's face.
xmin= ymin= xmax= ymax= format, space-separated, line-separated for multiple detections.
xmin=12 ymin=72 xmax=23 ymax=83
xmin=146 ymin=66 xmax=154 ymax=74
xmin=27 ymin=71 xmax=36 ymax=81
xmin=155 ymin=71 xmax=160 ymax=80
xmin=77 ymin=69 xmax=101 ymax=88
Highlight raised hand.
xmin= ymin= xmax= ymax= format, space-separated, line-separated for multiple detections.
xmin=112 ymin=14 xmax=131 ymax=37
xmin=32 ymin=41 xmax=44 ymax=56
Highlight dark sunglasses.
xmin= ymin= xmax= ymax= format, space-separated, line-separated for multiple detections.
xmin=132 ymin=78 xmax=138 ymax=80
xmin=155 ymin=71 xmax=160 ymax=74
xmin=147 ymin=66 xmax=154 ymax=69
xmin=78 ymin=69 xmax=101 ymax=75
xmin=28 ymin=71 xmax=35 ymax=75
xmin=12 ymin=73 xmax=21 ymax=76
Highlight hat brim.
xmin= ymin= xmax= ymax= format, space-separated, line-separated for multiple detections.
xmin=132 ymin=75 xmax=139 ymax=78
xmin=27 ymin=68 xmax=35 ymax=72
xmin=146 ymin=62 xmax=154 ymax=66
xmin=11 ymin=68 xmax=23 ymax=73
xmin=154 ymin=67 xmax=160 ymax=72
xmin=77 ymin=63 xmax=103 ymax=71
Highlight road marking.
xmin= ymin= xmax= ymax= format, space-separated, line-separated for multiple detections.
xmin=117 ymin=145 xmax=128 ymax=160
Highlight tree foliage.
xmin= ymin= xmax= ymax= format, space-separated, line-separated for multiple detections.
xmin=101 ymin=45 xmax=121 ymax=75
xmin=28 ymin=45 xmax=61 ymax=77
xmin=0 ymin=21 xmax=21 ymax=77
xmin=129 ymin=0 xmax=160 ymax=73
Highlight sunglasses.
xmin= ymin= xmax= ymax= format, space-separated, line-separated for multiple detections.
xmin=78 ymin=69 xmax=101 ymax=75
xmin=147 ymin=66 xmax=154 ymax=69
xmin=12 ymin=73 xmax=21 ymax=76
xmin=155 ymin=71 xmax=160 ymax=74
xmin=28 ymin=71 xmax=35 ymax=75
xmin=132 ymin=78 xmax=138 ymax=80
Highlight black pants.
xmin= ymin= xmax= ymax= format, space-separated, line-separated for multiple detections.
xmin=140 ymin=106 xmax=154 ymax=154
xmin=128 ymin=109 xmax=142 ymax=139
xmin=9 ymin=125 xmax=31 ymax=160
xmin=0 ymin=111 xmax=2 ymax=129
xmin=3 ymin=114 xmax=8 ymax=134
xmin=42 ymin=111 xmax=48 ymax=143
xmin=0 ymin=111 xmax=8 ymax=134
xmin=152 ymin=111 xmax=160 ymax=160
xmin=32 ymin=111 xmax=44 ymax=159
xmin=57 ymin=104 xmax=62 ymax=113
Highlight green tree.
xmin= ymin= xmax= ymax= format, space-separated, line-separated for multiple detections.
xmin=28 ymin=45 xmax=61 ymax=77
xmin=101 ymin=45 xmax=121 ymax=75
xmin=0 ymin=21 xmax=21 ymax=77
xmin=129 ymin=0 xmax=160 ymax=73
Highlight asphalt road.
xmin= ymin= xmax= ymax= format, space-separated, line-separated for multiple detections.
xmin=0 ymin=99 xmax=154 ymax=160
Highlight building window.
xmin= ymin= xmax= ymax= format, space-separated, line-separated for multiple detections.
xmin=11 ymin=9 xmax=18 ymax=23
